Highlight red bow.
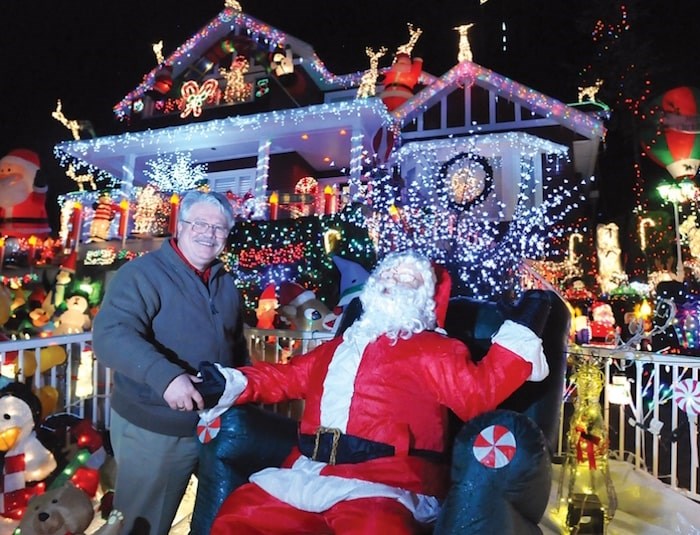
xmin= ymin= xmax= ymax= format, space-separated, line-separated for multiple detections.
xmin=575 ymin=425 xmax=601 ymax=470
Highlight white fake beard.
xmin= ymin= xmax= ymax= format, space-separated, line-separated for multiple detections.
xmin=345 ymin=279 xmax=432 ymax=344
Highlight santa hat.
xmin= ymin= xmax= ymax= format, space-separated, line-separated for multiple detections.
xmin=2 ymin=148 xmax=40 ymax=171
xmin=432 ymin=263 xmax=452 ymax=329
xmin=333 ymin=256 xmax=370 ymax=307
xmin=60 ymin=249 xmax=78 ymax=274
xmin=259 ymin=283 xmax=277 ymax=302
xmin=1 ymin=148 xmax=45 ymax=191
xmin=278 ymin=281 xmax=315 ymax=309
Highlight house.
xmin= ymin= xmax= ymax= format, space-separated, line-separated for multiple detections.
xmin=53 ymin=3 xmax=606 ymax=295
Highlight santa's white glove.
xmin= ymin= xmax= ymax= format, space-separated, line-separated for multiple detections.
xmin=197 ymin=363 xmax=248 ymax=425
xmin=492 ymin=320 xmax=549 ymax=381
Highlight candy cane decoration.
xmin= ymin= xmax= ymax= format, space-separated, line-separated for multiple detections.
xmin=568 ymin=232 xmax=583 ymax=264
xmin=180 ymin=78 xmax=219 ymax=119
xmin=639 ymin=217 xmax=656 ymax=252
xmin=673 ymin=378 xmax=700 ymax=470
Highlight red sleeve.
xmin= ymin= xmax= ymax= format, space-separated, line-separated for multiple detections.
xmin=236 ymin=338 xmax=339 ymax=405
xmin=422 ymin=336 xmax=532 ymax=422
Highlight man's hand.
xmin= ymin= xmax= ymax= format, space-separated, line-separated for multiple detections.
xmin=163 ymin=373 xmax=205 ymax=411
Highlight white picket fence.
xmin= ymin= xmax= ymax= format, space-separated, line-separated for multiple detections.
xmin=2 ymin=329 xmax=699 ymax=501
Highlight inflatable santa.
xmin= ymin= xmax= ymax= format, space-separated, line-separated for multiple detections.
xmin=0 ymin=149 xmax=51 ymax=238
xmin=380 ymin=52 xmax=423 ymax=111
xmin=199 ymin=250 xmax=551 ymax=533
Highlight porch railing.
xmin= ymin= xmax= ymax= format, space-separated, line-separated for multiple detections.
xmin=2 ymin=329 xmax=698 ymax=501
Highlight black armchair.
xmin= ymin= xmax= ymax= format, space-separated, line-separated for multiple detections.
xmin=191 ymin=290 xmax=570 ymax=534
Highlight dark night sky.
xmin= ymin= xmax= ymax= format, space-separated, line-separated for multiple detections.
xmin=1 ymin=0 xmax=698 ymax=220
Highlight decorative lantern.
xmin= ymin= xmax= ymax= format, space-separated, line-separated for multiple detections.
xmin=556 ymin=357 xmax=617 ymax=533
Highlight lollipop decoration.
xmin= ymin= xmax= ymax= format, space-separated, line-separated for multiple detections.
xmin=673 ymin=377 xmax=700 ymax=470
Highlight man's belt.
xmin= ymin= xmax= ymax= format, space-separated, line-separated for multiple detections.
xmin=298 ymin=427 xmax=446 ymax=465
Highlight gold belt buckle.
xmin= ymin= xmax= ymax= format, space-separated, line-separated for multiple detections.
xmin=312 ymin=426 xmax=341 ymax=465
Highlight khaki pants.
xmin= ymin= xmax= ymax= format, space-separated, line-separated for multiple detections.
xmin=110 ymin=409 xmax=200 ymax=535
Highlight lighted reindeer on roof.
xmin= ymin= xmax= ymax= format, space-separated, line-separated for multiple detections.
xmin=357 ymin=46 xmax=388 ymax=98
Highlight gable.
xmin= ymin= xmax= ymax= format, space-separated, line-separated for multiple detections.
xmin=113 ymin=7 xmax=344 ymax=124
xmin=394 ymin=61 xmax=605 ymax=142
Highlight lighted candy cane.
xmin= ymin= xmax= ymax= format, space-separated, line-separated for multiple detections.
xmin=673 ymin=378 xmax=700 ymax=469
xmin=639 ymin=217 xmax=656 ymax=251
xmin=568 ymin=232 xmax=583 ymax=264
xmin=180 ymin=78 xmax=219 ymax=119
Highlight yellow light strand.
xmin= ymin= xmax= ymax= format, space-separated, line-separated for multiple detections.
xmin=396 ymin=23 xmax=422 ymax=56
xmin=454 ymin=24 xmax=475 ymax=63
xmin=152 ymin=40 xmax=164 ymax=65
xmin=51 ymin=99 xmax=82 ymax=140
xmin=357 ymin=46 xmax=388 ymax=99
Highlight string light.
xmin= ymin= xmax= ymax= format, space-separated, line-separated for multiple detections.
xmin=143 ymin=152 xmax=208 ymax=193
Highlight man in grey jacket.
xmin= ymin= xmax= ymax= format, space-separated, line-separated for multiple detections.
xmin=93 ymin=190 xmax=248 ymax=535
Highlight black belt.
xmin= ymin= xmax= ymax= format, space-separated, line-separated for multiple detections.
xmin=384 ymin=82 xmax=414 ymax=92
xmin=0 ymin=217 xmax=48 ymax=223
xmin=299 ymin=427 xmax=446 ymax=465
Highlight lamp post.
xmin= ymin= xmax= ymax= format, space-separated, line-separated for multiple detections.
xmin=657 ymin=181 xmax=699 ymax=281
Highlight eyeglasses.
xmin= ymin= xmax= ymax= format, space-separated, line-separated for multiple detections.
xmin=378 ymin=266 xmax=423 ymax=288
xmin=181 ymin=220 xmax=230 ymax=238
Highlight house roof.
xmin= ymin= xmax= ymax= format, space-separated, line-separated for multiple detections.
xmin=113 ymin=6 xmax=366 ymax=121
xmin=394 ymin=61 xmax=606 ymax=141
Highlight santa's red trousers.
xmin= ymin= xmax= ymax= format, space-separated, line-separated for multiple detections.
xmin=211 ymin=483 xmax=426 ymax=534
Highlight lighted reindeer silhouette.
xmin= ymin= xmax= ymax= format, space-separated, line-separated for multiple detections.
xmin=357 ymin=46 xmax=388 ymax=98
xmin=454 ymin=23 xmax=475 ymax=63
xmin=578 ymin=79 xmax=604 ymax=103
xmin=396 ymin=23 xmax=423 ymax=56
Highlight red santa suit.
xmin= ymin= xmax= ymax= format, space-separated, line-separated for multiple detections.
xmin=0 ymin=192 xmax=50 ymax=237
xmin=211 ymin=319 xmax=547 ymax=533
xmin=381 ymin=53 xmax=423 ymax=111
xmin=0 ymin=149 xmax=50 ymax=238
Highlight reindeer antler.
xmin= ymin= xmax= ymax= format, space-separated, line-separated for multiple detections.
xmin=396 ymin=23 xmax=422 ymax=56
xmin=51 ymin=100 xmax=82 ymax=140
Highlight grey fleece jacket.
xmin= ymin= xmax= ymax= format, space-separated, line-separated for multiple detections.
xmin=93 ymin=240 xmax=249 ymax=436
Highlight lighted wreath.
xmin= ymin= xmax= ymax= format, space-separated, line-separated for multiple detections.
xmin=440 ymin=153 xmax=493 ymax=211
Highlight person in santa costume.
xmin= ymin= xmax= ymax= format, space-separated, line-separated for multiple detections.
xmin=198 ymin=250 xmax=551 ymax=534
xmin=0 ymin=149 xmax=51 ymax=238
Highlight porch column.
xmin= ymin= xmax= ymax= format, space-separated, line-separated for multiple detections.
xmin=348 ymin=132 xmax=364 ymax=201
xmin=121 ymin=153 xmax=137 ymax=196
xmin=255 ymin=140 xmax=271 ymax=197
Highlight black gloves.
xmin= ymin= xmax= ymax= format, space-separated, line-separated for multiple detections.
xmin=501 ymin=290 xmax=552 ymax=338
xmin=193 ymin=361 xmax=227 ymax=409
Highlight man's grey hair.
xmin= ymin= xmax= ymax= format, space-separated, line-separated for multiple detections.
xmin=179 ymin=190 xmax=235 ymax=229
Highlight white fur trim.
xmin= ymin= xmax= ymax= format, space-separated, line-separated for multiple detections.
xmin=289 ymin=290 xmax=315 ymax=308
xmin=250 ymin=456 xmax=440 ymax=523
xmin=197 ymin=364 xmax=248 ymax=424
xmin=320 ymin=334 xmax=371 ymax=430
xmin=1 ymin=155 xmax=39 ymax=171
xmin=491 ymin=320 xmax=549 ymax=381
